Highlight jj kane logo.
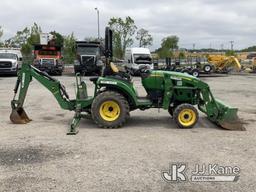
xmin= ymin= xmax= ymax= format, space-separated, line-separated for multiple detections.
xmin=162 ymin=163 xmax=240 ymax=182
xmin=161 ymin=163 xmax=187 ymax=182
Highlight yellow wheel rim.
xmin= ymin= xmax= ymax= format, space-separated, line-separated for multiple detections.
xmin=99 ymin=101 xmax=120 ymax=121
xmin=178 ymin=109 xmax=196 ymax=127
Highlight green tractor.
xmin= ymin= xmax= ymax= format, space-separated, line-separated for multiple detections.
xmin=10 ymin=27 xmax=244 ymax=134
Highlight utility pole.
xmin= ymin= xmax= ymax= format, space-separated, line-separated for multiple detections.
xmin=220 ymin=44 xmax=224 ymax=54
xmin=220 ymin=44 xmax=224 ymax=50
xmin=229 ymin=41 xmax=234 ymax=50
xmin=94 ymin=8 xmax=100 ymax=40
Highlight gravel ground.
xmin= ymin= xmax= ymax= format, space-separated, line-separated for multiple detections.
xmin=0 ymin=74 xmax=256 ymax=192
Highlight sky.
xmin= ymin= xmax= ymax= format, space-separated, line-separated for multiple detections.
xmin=0 ymin=0 xmax=256 ymax=50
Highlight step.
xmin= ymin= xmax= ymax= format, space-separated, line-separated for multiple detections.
xmin=137 ymin=97 xmax=152 ymax=106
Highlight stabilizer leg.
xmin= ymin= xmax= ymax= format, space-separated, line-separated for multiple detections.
xmin=67 ymin=113 xmax=81 ymax=135
xmin=67 ymin=108 xmax=81 ymax=135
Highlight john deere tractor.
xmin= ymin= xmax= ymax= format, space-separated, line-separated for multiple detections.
xmin=10 ymin=27 xmax=244 ymax=134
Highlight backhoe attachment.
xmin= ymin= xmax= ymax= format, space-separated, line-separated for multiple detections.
xmin=10 ymin=107 xmax=31 ymax=124
xmin=10 ymin=76 xmax=32 ymax=124
xmin=9 ymin=62 xmax=92 ymax=135
xmin=10 ymin=27 xmax=112 ymax=135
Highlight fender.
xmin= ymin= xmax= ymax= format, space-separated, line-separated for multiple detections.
xmin=96 ymin=76 xmax=138 ymax=107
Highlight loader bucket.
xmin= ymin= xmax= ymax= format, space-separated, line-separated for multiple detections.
xmin=213 ymin=99 xmax=245 ymax=131
xmin=10 ymin=107 xmax=31 ymax=124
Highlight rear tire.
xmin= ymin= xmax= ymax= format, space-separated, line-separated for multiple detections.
xmin=173 ymin=103 xmax=198 ymax=129
xmin=56 ymin=71 xmax=62 ymax=76
xmin=203 ymin=64 xmax=212 ymax=73
xmin=91 ymin=91 xmax=129 ymax=128
xmin=181 ymin=69 xmax=190 ymax=74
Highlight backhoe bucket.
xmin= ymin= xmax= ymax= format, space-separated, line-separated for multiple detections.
xmin=10 ymin=107 xmax=31 ymax=124
xmin=213 ymin=99 xmax=245 ymax=131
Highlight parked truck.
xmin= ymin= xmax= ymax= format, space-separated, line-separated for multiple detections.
xmin=0 ymin=48 xmax=22 ymax=75
xmin=124 ymin=47 xmax=154 ymax=75
xmin=32 ymin=33 xmax=64 ymax=75
xmin=74 ymin=41 xmax=104 ymax=75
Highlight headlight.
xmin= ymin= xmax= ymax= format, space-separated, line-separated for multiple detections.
xmin=33 ymin=60 xmax=40 ymax=65
xmin=57 ymin=60 xmax=63 ymax=66
xmin=12 ymin=61 xmax=17 ymax=67
xmin=133 ymin=65 xmax=139 ymax=69
xmin=96 ymin=60 xmax=104 ymax=67
xmin=74 ymin=60 xmax=80 ymax=65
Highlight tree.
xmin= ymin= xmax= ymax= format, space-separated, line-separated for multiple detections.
xmin=0 ymin=26 xmax=3 ymax=39
xmin=108 ymin=16 xmax=137 ymax=58
xmin=0 ymin=26 xmax=3 ymax=46
xmin=157 ymin=35 xmax=179 ymax=58
xmin=225 ymin=50 xmax=236 ymax=56
xmin=161 ymin=36 xmax=179 ymax=50
xmin=50 ymin=31 xmax=64 ymax=47
xmin=136 ymin=28 xmax=153 ymax=47
xmin=5 ymin=23 xmax=42 ymax=56
xmin=241 ymin=45 xmax=256 ymax=52
xmin=25 ymin=23 xmax=41 ymax=55
xmin=63 ymin=33 xmax=76 ymax=64
xmin=178 ymin=51 xmax=186 ymax=59
xmin=84 ymin=37 xmax=98 ymax=42
xmin=23 ymin=24 xmax=41 ymax=56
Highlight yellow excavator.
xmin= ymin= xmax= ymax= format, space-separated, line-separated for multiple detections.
xmin=207 ymin=55 xmax=242 ymax=73
xmin=250 ymin=58 xmax=256 ymax=72
xmin=240 ymin=56 xmax=256 ymax=73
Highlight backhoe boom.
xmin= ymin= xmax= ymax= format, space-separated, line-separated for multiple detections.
xmin=10 ymin=62 xmax=92 ymax=134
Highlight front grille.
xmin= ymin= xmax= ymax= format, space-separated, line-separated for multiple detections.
xmin=0 ymin=61 xmax=12 ymax=68
xmin=41 ymin=59 xmax=55 ymax=66
xmin=81 ymin=56 xmax=95 ymax=66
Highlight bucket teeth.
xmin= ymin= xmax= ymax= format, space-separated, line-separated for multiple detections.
xmin=10 ymin=108 xmax=31 ymax=124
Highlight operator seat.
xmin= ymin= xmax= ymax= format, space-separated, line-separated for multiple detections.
xmin=90 ymin=63 xmax=119 ymax=83
xmin=103 ymin=62 xmax=131 ymax=82
xmin=103 ymin=62 xmax=119 ymax=76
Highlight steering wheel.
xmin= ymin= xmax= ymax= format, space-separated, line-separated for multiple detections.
xmin=134 ymin=65 xmax=151 ymax=77
xmin=118 ymin=70 xmax=132 ymax=81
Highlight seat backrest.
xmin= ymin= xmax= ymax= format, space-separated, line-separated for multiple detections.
xmin=110 ymin=62 xmax=119 ymax=73
xmin=103 ymin=62 xmax=119 ymax=76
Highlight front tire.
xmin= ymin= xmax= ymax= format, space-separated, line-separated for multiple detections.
xmin=191 ymin=68 xmax=200 ymax=77
xmin=173 ymin=103 xmax=198 ymax=129
xmin=91 ymin=91 xmax=129 ymax=128
xmin=56 ymin=70 xmax=63 ymax=76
